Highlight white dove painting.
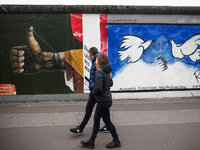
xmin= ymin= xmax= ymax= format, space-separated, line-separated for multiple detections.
xmin=118 ymin=35 xmax=153 ymax=63
xmin=169 ymin=34 xmax=200 ymax=62
xmin=108 ymin=24 xmax=200 ymax=92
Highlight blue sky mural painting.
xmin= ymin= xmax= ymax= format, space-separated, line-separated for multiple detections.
xmin=108 ymin=24 xmax=200 ymax=91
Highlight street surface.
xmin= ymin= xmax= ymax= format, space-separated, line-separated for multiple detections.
xmin=0 ymin=97 xmax=200 ymax=150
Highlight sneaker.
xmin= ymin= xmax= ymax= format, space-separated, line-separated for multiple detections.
xmin=70 ymin=125 xmax=83 ymax=134
xmin=99 ymin=126 xmax=109 ymax=132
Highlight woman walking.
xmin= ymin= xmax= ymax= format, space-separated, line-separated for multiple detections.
xmin=81 ymin=53 xmax=121 ymax=149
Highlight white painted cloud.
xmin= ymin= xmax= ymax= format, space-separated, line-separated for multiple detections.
xmin=112 ymin=60 xmax=198 ymax=91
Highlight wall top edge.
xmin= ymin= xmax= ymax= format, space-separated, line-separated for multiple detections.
xmin=0 ymin=5 xmax=200 ymax=14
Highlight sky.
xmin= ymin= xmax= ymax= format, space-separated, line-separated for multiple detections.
xmin=1 ymin=0 xmax=200 ymax=6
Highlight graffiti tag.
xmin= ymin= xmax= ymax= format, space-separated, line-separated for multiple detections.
xmin=194 ymin=70 xmax=200 ymax=83
xmin=157 ymin=56 xmax=168 ymax=71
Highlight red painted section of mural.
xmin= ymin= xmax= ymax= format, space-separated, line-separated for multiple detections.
xmin=0 ymin=84 xmax=16 ymax=95
xmin=70 ymin=13 xmax=83 ymax=44
xmin=70 ymin=13 xmax=108 ymax=54
xmin=68 ymin=13 xmax=84 ymax=93
xmin=100 ymin=14 xmax=108 ymax=54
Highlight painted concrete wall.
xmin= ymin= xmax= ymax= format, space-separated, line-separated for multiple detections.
xmin=107 ymin=14 xmax=200 ymax=92
xmin=1 ymin=11 xmax=200 ymax=98
xmin=0 ymin=14 xmax=81 ymax=95
xmin=82 ymin=14 xmax=200 ymax=92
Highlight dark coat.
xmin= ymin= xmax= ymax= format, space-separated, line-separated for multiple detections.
xmin=89 ymin=52 xmax=101 ymax=92
xmin=92 ymin=63 xmax=113 ymax=102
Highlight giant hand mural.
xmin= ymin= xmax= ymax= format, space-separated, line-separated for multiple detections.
xmin=0 ymin=14 xmax=85 ymax=95
xmin=10 ymin=26 xmax=66 ymax=74
xmin=10 ymin=26 xmax=84 ymax=93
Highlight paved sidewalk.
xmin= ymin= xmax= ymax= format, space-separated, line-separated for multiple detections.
xmin=0 ymin=98 xmax=200 ymax=150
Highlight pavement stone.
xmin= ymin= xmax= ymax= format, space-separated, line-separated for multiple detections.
xmin=0 ymin=97 xmax=200 ymax=150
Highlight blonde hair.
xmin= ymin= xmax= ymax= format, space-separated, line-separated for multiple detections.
xmin=96 ymin=53 xmax=109 ymax=70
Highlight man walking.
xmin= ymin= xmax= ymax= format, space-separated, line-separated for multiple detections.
xmin=70 ymin=47 xmax=108 ymax=133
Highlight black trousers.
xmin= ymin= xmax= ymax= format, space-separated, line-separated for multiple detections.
xmin=92 ymin=100 xmax=117 ymax=137
xmin=80 ymin=93 xmax=96 ymax=129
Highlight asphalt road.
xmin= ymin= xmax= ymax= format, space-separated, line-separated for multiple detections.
xmin=0 ymin=97 xmax=200 ymax=150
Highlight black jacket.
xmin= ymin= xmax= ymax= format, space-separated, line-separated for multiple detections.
xmin=92 ymin=63 xmax=113 ymax=102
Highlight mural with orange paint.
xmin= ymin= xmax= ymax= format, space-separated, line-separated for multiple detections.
xmin=2 ymin=13 xmax=200 ymax=96
xmin=0 ymin=84 xmax=16 ymax=95
xmin=6 ymin=14 xmax=85 ymax=94
xmin=2 ymin=13 xmax=108 ymax=95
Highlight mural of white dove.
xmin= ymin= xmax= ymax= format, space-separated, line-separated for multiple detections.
xmin=118 ymin=35 xmax=153 ymax=63
xmin=169 ymin=34 xmax=200 ymax=62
